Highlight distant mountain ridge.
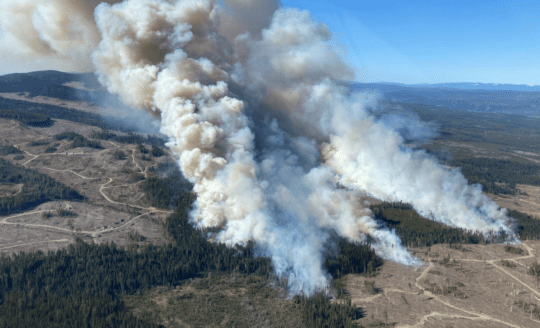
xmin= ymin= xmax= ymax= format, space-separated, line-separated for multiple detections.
xmin=0 ymin=70 xmax=538 ymax=117
xmin=372 ymin=81 xmax=540 ymax=92
xmin=351 ymin=82 xmax=540 ymax=117
xmin=0 ymin=70 xmax=101 ymax=90
xmin=0 ymin=70 xmax=102 ymax=101
xmin=0 ymin=70 xmax=96 ymax=85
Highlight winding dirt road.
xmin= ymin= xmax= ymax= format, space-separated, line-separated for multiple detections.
xmin=394 ymin=244 xmax=539 ymax=328
xmin=2 ymin=143 xmax=173 ymax=249
xmin=9 ymin=138 xmax=540 ymax=326
xmin=350 ymin=244 xmax=539 ymax=327
xmin=0 ymin=239 xmax=70 ymax=251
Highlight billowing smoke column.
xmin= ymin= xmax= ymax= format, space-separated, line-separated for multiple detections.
xmin=1 ymin=0 xmax=517 ymax=296
xmin=0 ymin=0 xmax=122 ymax=71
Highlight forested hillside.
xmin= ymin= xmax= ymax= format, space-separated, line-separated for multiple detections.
xmin=443 ymin=157 xmax=540 ymax=195
xmin=372 ymin=202 xmax=540 ymax=246
xmin=371 ymin=202 xmax=489 ymax=247
xmin=0 ymin=96 xmax=105 ymax=128
xmin=53 ymin=132 xmax=104 ymax=149
xmin=0 ymin=174 xmax=374 ymax=327
xmin=0 ymin=109 xmax=53 ymax=127
xmin=91 ymin=129 xmax=166 ymax=147
xmin=2 ymin=70 xmax=539 ymax=326
xmin=140 ymin=162 xmax=192 ymax=209
xmin=508 ymin=209 xmax=540 ymax=240
xmin=0 ymin=158 xmax=85 ymax=215
xmin=0 ymin=143 xmax=22 ymax=156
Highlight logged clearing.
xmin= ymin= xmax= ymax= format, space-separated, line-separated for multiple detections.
xmin=490 ymin=184 xmax=540 ymax=218
xmin=0 ymin=117 xmax=172 ymax=254
xmin=346 ymin=242 xmax=540 ymax=328
xmin=2 ymin=99 xmax=540 ymax=327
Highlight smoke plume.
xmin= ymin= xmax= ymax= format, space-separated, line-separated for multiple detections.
xmin=0 ymin=0 xmax=122 ymax=72
xmin=2 ymin=0 xmax=518 ymax=295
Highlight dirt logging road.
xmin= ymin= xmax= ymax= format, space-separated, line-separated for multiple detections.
xmin=5 ymin=137 xmax=540 ymax=327
xmin=1 ymin=143 xmax=172 ymax=247
xmin=393 ymin=243 xmax=539 ymax=327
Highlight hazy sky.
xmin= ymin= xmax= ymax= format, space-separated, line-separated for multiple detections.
xmin=0 ymin=0 xmax=537 ymax=85
xmin=283 ymin=0 xmax=540 ymax=85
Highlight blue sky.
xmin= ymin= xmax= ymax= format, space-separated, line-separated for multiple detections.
xmin=0 ymin=0 xmax=537 ymax=85
xmin=283 ymin=0 xmax=540 ymax=85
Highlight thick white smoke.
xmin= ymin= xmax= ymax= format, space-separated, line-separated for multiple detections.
xmin=0 ymin=0 xmax=122 ymax=72
xmin=2 ymin=0 xmax=517 ymax=295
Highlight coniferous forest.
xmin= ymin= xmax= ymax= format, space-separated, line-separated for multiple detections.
xmin=0 ymin=96 xmax=165 ymax=140
xmin=0 ymin=97 xmax=104 ymax=128
xmin=0 ymin=158 xmax=85 ymax=216
xmin=423 ymin=149 xmax=540 ymax=196
xmin=1 ymin=82 xmax=540 ymax=325
xmin=53 ymin=132 xmax=104 ymax=150
xmin=1 ymin=149 xmax=539 ymax=326
xmin=371 ymin=202 xmax=540 ymax=247
xmin=0 ymin=143 xmax=22 ymax=156
xmin=139 ymin=162 xmax=193 ymax=209
xmin=451 ymin=158 xmax=540 ymax=195
xmin=0 ymin=168 xmax=372 ymax=327
xmin=91 ymin=129 xmax=166 ymax=147
xmin=1 ymin=155 xmax=538 ymax=326
xmin=371 ymin=202 xmax=490 ymax=247
xmin=507 ymin=209 xmax=540 ymax=241
xmin=0 ymin=109 xmax=53 ymax=127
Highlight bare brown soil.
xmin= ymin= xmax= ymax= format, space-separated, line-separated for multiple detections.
xmin=0 ymin=183 xmax=23 ymax=197
xmin=3 ymin=109 xmax=540 ymax=327
xmin=0 ymin=117 xmax=172 ymax=254
xmin=346 ymin=242 xmax=540 ymax=327
xmin=489 ymin=184 xmax=540 ymax=218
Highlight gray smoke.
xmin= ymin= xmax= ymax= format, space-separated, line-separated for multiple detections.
xmin=0 ymin=0 xmax=122 ymax=72
xmin=1 ymin=0 xmax=518 ymax=296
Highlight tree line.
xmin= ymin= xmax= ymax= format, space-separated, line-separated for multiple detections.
xmin=0 ymin=97 xmax=102 ymax=128
xmin=0 ymin=194 xmax=272 ymax=327
xmin=53 ymin=132 xmax=103 ymax=150
xmin=0 ymin=168 xmax=381 ymax=326
xmin=455 ymin=157 xmax=540 ymax=195
xmin=300 ymin=293 xmax=360 ymax=328
xmin=0 ymin=96 xmax=157 ymax=135
xmin=424 ymin=148 xmax=540 ymax=195
xmin=371 ymin=202 xmax=500 ymax=247
xmin=371 ymin=202 xmax=488 ymax=247
xmin=91 ymin=129 xmax=166 ymax=147
xmin=370 ymin=202 xmax=540 ymax=247
xmin=324 ymin=237 xmax=381 ymax=279
xmin=0 ymin=292 xmax=160 ymax=328
xmin=0 ymin=109 xmax=53 ymax=128
xmin=507 ymin=209 xmax=540 ymax=240
xmin=139 ymin=162 xmax=192 ymax=209
xmin=0 ymin=158 xmax=85 ymax=216
xmin=0 ymin=143 xmax=22 ymax=156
